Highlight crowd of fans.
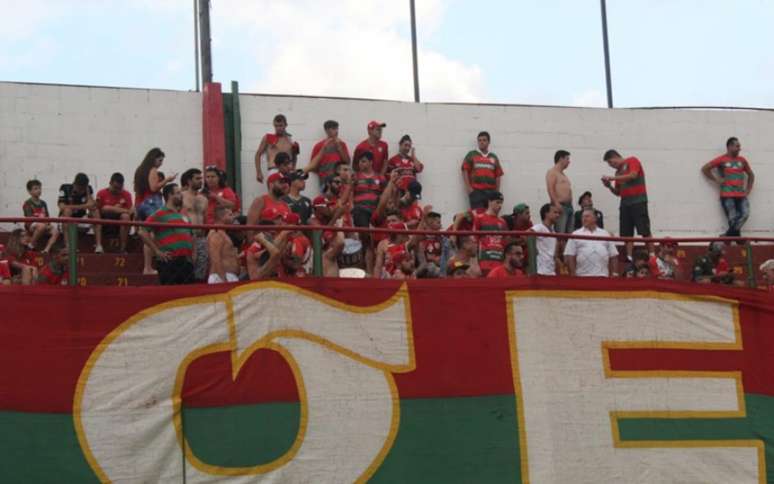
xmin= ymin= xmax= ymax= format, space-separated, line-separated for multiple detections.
xmin=1 ymin=113 xmax=768 ymax=289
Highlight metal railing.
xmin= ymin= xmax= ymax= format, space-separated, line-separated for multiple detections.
xmin=1 ymin=216 xmax=770 ymax=288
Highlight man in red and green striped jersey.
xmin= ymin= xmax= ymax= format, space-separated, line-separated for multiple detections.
xmin=471 ymin=191 xmax=508 ymax=276
xmin=139 ymin=183 xmax=195 ymax=285
xmin=701 ymin=137 xmax=755 ymax=237
xmin=461 ymin=131 xmax=504 ymax=210
xmin=601 ymin=149 xmax=652 ymax=259
xmin=306 ymin=120 xmax=351 ymax=189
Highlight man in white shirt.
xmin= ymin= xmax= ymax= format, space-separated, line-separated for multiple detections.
xmin=564 ymin=208 xmax=619 ymax=277
xmin=531 ymin=203 xmax=562 ymax=275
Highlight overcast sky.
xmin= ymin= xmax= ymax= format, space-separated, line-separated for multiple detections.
xmin=1 ymin=0 xmax=772 ymax=107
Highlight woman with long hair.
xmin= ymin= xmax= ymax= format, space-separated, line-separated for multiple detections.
xmin=4 ymin=229 xmax=38 ymax=285
xmin=134 ymin=147 xmax=176 ymax=274
xmin=202 ymin=166 xmax=240 ymax=224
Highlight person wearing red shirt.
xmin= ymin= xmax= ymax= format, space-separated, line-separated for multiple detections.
xmin=487 ymin=241 xmax=526 ymax=278
xmin=601 ymin=149 xmax=652 ymax=259
xmin=461 ymin=131 xmax=503 ymax=210
xmin=246 ymin=172 xmax=291 ymax=240
xmin=203 ymin=166 xmax=240 ymax=224
xmin=386 ymin=135 xmax=424 ymax=191
xmin=96 ymin=173 xmax=134 ymax=253
xmin=470 ymin=191 xmax=508 ymax=276
xmin=254 ymin=114 xmax=300 ymax=183
xmin=354 ymin=121 xmax=389 ymax=175
xmin=306 ymin=120 xmax=351 ymax=189
xmin=701 ymin=137 xmax=755 ymax=237
xmin=37 ymin=247 xmax=70 ymax=285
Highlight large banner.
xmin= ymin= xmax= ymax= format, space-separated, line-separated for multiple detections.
xmin=1 ymin=279 xmax=773 ymax=483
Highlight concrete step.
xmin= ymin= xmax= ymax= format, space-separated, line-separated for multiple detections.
xmin=73 ymin=273 xmax=159 ymax=287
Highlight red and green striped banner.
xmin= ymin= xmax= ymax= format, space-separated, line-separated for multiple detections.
xmin=1 ymin=279 xmax=773 ymax=483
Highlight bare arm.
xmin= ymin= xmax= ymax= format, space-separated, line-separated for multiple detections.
xmin=608 ymin=256 xmax=618 ymax=277
xmin=139 ymin=228 xmax=169 ymax=261
xmin=304 ymin=141 xmax=326 ymax=173
xmin=245 ymin=196 xmax=265 ymax=241
xmin=255 ymin=136 xmax=268 ymax=182
xmin=565 ymin=255 xmax=577 ymax=276
xmin=701 ymin=161 xmax=721 ymax=183
xmin=461 ymin=162 xmax=473 ymax=194
xmin=745 ymin=161 xmax=755 ymax=193
xmin=546 ymin=171 xmax=558 ymax=204
xmin=373 ymin=241 xmax=387 ymax=278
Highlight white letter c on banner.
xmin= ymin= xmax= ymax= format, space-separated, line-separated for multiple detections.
xmin=74 ymin=282 xmax=414 ymax=484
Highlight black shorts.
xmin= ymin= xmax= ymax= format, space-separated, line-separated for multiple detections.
xmin=352 ymin=207 xmax=373 ymax=228
xmin=156 ymin=256 xmax=195 ymax=285
xmin=468 ymin=189 xmax=493 ymax=210
xmin=619 ymin=202 xmax=651 ymax=237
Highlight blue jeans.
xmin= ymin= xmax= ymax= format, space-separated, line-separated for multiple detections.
xmin=721 ymin=197 xmax=749 ymax=236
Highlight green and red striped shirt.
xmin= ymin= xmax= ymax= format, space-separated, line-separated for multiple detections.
xmin=146 ymin=208 xmax=193 ymax=258
xmin=709 ymin=155 xmax=749 ymax=198
xmin=615 ymin=156 xmax=647 ymax=207
xmin=462 ymin=151 xmax=503 ymax=191
xmin=353 ymin=172 xmax=385 ymax=211
xmin=472 ymin=212 xmax=507 ymax=271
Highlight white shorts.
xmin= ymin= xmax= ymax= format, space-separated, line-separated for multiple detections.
xmin=207 ymin=272 xmax=239 ymax=284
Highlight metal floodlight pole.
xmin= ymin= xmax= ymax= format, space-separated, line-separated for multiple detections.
xmin=198 ymin=0 xmax=213 ymax=84
xmin=409 ymin=0 xmax=420 ymax=102
xmin=194 ymin=0 xmax=200 ymax=91
xmin=600 ymin=0 xmax=614 ymax=108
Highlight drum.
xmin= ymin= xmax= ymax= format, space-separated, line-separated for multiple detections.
xmin=339 ymin=267 xmax=367 ymax=278
xmin=337 ymin=238 xmax=363 ymax=268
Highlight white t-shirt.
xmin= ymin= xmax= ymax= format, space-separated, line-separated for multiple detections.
xmin=531 ymin=223 xmax=556 ymax=275
xmin=564 ymin=226 xmax=618 ymax=277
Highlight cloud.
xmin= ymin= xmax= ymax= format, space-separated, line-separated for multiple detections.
xmin=571 ymin=89 xmax=607 ymax=108
xmin=211 ymin=0 xmax=484 ymax=102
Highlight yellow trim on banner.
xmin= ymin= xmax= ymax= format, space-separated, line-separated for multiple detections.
xmin=505 ymin=292 xmax=531 ymax=484
xmin=506 ymin=289 xmax=762 ymax=484
xmin=73 ymin=281 xmax=414 ymax=483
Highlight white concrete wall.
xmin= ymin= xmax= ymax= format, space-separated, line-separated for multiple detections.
xmin=2 ymin=81 xmax=772 ymax=237
xmin=240 ymin=94 xmax=774 ymax=237
xmin=0 ymin=81 xmax=202 ymax=217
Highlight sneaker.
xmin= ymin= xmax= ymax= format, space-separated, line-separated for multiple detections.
xmin=94 ymin=244 xmax=104 ymax=254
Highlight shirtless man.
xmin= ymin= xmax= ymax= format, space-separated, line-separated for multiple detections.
xmin=207 ymin=207 xmax=240 ymax=283
xmin=545 ymin=149 xmax=573 ymax=233
xmin=255 ymin=114 xmax=299 ymax=183
xmin=180 ymin=168 xmax=209 ymax=282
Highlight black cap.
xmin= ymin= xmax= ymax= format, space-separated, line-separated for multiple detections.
xmin=358 ymin=151 xmax=374 ymax=161
xmin=488 ymin=191 xmax=504 ymax=202
xmin=407 ymin=180 xmax=422 ymax=200
xmin=286 ymin=169 xmax=309 ymax=182
xmin=578 ymin=191 xmax=593 ymax=206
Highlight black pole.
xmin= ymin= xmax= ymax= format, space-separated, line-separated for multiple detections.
xmin=198 ymin=0 xmax=213 ymax=84
xmin=193 ymin=0 xmax=200 ymax=91
xmin=409 ymin=0 xmax=420 ymax=102
xmin=600 ymin=0 xmax=613 ymax=108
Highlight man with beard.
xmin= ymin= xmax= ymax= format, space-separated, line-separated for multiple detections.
xmin=139 ymin=184 xmax=195 ymax=285
xmin=207 ymin=207 xmax=240 ymax=283
xmin=487 ymin=241 xmax=527 ymax=278
xmin=246 ymin=172 xmax=291 ymax=240
xmin=181 ymin=168 xmax=209 ymax=282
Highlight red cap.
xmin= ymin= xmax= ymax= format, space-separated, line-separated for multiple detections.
xmin=283 ymin=212 xmax=300 ymax=225
xmin=367 ymin=120 xmax=386 ymax=130
xmin=289 ymin=235 xmax=311 ymax=259
xmin=259 ymin=207 xmax=284 ymax=222
xmin=266 ymin=171 xmax=289 ymax=188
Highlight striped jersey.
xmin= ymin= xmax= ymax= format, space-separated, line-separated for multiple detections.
xmin=709 ymin=155 xmax=749 ymax=198
xmin=615 ymin=157 xmax=647 ymax=206
xmin=146 ymin=208 xmax=193 ymax=258
xmin=472 ymin=212 xmax=507 ymax=271
xmin=462 ymin=151 xmax=503 ymax=191
xmin=387 ymin=154 xmax=422 ymax=190
xmin=311 ymin=138 xmax=350 ymax=182
xmin=353 ymin=172 xmax=385 ymax=211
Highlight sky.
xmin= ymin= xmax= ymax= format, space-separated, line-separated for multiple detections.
xmin=1 ymin=0 xmax=773 ymax=108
